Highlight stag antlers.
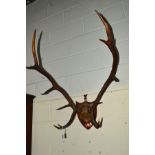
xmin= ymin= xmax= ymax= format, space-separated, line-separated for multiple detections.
xmin=27 ymin=10 xmax=120 ymax=130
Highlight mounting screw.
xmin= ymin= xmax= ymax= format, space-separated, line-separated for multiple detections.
xmin=88 ymin=150 xmax=92 ymax=154
xmin=124 ymin=121 xmax=128 ymax=125
xmin=84 ymin=94 xmax=87 ymax=101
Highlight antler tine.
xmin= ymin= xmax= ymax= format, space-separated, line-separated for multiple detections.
xmin=37 ymin=31 xmax=43 ymax=67
xmin=95 ymin=10 xmax=115 ymax=44
xmin=32 ymin=29 xmax=38 ymax=66
xmin=27 ymin=30 xmax=76 ymax=112
xmin=54 ymin=110 xmax=77 ymax=129
xmin=93 ymin=10 xmax=120 ymax=104
xmin=26 ymin=29 xmax=42 ymax=69
xmin=92 ymin=117 xmax=103 ymax=129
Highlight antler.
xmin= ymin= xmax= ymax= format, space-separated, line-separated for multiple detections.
xmin=91 ymin=10 xmax=120 ymax=127
xmin=27 ymin=10 xmax=120 ymax=130
xmin=26 ymin=30 xmax=76 ymax=129
xmin=94 ymin=10 xmax=120 ymax=103
xmin=95 ymin=10 xmax=120 ymax=101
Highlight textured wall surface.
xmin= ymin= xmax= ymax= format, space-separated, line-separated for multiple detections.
xmin=32 ymin=88 xmax=128 ymax=155
xmin=26 ymin=0 xmax=129 ymax=98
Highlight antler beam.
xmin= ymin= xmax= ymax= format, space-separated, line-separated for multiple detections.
xmin=94 ymin=10 xmax=120 ymax=104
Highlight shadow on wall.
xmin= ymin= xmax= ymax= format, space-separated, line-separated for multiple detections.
xmin=26 ymin=0 xmax=37 ymax=6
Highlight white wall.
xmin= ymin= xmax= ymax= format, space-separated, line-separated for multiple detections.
xmin=26 ymin=0 xmax=129 ymax=98
xmin=32 ymin=88 xmax=128 ymax=155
